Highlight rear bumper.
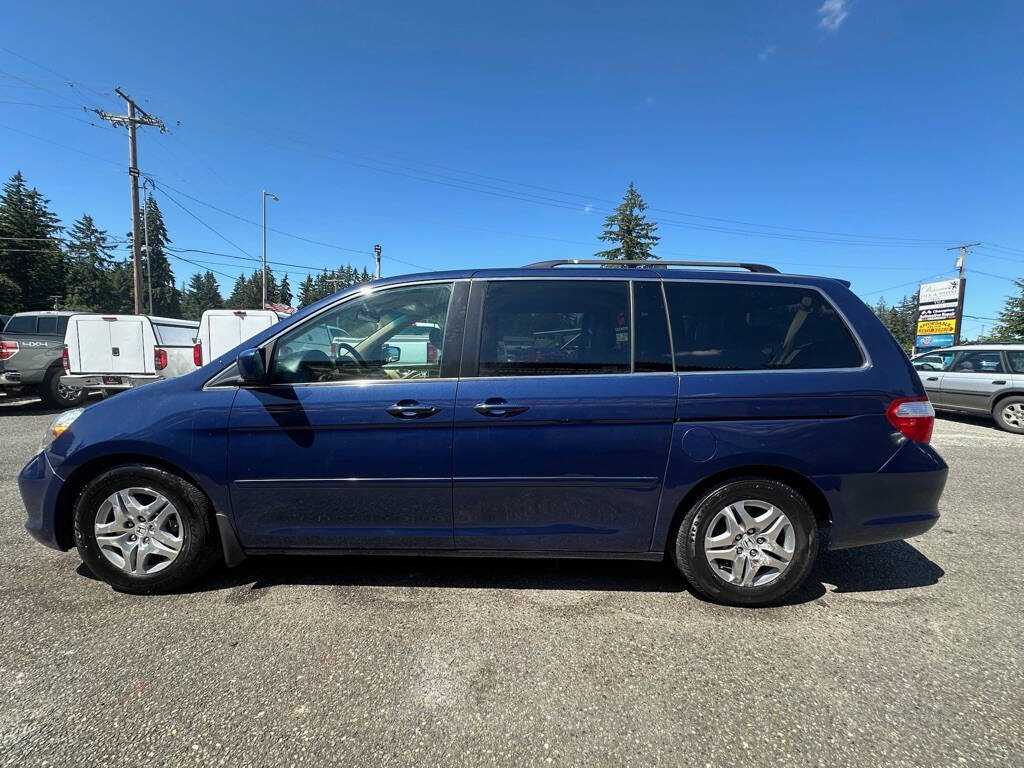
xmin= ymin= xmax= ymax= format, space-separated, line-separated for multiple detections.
xmin=19 ymin=450 xmax=68 ymax=551
xmin=61 ymin=374 xmax=159 ymax=390
xmin=1 ymin=371 xmax=22 ymax=386
xmin=815 ymin=442 xmax=948 ymax=550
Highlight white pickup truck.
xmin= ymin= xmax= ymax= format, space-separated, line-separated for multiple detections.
xmin=61 ymin=314 xmax=199 ymax=394
xmin=193 ymin=309 xmax=280 ymax=367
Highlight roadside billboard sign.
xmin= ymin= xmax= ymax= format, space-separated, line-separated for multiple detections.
xmin=916 ymin=278 xmax=964 ymax=353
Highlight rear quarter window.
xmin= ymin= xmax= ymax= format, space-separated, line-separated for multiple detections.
xmin=664 ymin=281 xmax=864 ymax=371
xmin=3 ymin=315 xmax=37 ymax=334
xmin=154 ymin=324 xmax=199 ymax=346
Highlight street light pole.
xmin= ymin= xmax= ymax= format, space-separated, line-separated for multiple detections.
xmin=262 ymin=190 xmax=279 ymax=308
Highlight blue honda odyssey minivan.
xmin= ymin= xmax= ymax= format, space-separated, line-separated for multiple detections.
xmin=18 ymin=261 xmax=947 ymax=606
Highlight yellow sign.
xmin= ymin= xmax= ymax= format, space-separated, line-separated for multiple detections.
xmin=917 ymin=319 xmax=956 ymax=335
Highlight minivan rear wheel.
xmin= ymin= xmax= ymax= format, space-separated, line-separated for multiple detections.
xmin=674 ymin=478 xmax=818 ymax=607
xmin=993 ymin=396 xmax=1024 ymax=434
xmin=73 ymin=465 xmax=220 ymax=593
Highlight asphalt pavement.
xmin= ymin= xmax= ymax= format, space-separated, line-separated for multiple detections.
xmin=0 ymin=396 xmax=1020 ymax=767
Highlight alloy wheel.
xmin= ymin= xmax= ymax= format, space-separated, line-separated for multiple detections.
xmin=703 ymin=499 xmax=796 ymax=588
xmin=1002 ymin=403 xmax=1024 ymax=429
xmin=94 ymin=488 xmax=184 ymax=576
xmin=56 ymin=381 xmax=83 ymax=402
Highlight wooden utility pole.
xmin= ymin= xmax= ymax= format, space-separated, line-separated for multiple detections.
xmin=946 ymin=242 xmax=980 ymax=345
xmin=93 ymin=89 xmax=166 ymax=314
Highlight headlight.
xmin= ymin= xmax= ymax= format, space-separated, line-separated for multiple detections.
xmin=41 ymin=408 xmax=85 ymax=450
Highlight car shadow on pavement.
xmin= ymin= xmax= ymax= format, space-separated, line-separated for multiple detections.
xmin=108 ymin=538 xmax=943 ymax=606
xmin=935 ymin=411 xmax=1005 ymax=433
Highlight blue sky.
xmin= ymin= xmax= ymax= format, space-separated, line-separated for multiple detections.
xmin=2 ymin=0 xmax=1022 ymax=335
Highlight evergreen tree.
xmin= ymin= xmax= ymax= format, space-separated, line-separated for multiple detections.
xmin=64 ymin=214 xmax=117 ymax=311
xmin=278 ymin=273 xmax=293 ymax=306
xmin=109 ymin=260 xmax=137 ymax=313
xmin=986 ymin=279 xmax=1024 ymax=342
xmin=872 ymin=291 xmax=919 ymax=352
xmin=360 ymin=267 xmax=371 ymax=282
xmin=181 ymin=270 xmax=224 ymax=320
xmin=0 ymin=171 xmax=64 ymax=312
xmin=140 ymin=196 xmax=181 ymax=316
xmin=595 ymin=182 xmax=660 ymax=263
xmin=298 ymin=274 xmax=315 ymax=308
xmin=227 ymin=274 xmax=247 ymax=307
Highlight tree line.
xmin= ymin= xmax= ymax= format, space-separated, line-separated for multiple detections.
xmin=0 ymin=170 xmax=373 ymax=320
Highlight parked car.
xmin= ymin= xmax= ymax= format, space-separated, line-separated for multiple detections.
xmin=1 ymin=311 xmax=88 ymax=407
xmin=912 ymin=344 xmax=1024 ymax=433
xmin=193 ymin=309 xmax=280 ymax=367
xmin=61 ymin=314 xmax=199 ymax=395
xmin=19 ymin=260 xmax=947 ymax=607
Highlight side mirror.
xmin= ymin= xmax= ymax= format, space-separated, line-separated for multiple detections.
xmin=383 ymin=344 xmax=401 ymax=364
xmin=236 ymin=348 xmax=267 ymax=384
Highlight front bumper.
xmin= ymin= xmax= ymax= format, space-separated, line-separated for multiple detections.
xmin=61 ymin=374 xmax=160 ymax=390
xmin=815 ymin=441 xmax=948 ymax=550
xmin=19 ymin=450 xmax=68 ymax=550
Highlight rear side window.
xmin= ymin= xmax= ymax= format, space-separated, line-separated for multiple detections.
xmin=951 ymin=350 xmax=1004 ymax=373
xmin=154 ymin=324 xmax=198 ymax=346
xmin=478 ymin=280 xmax=630 ymax=376
xmin=1007 ymin=351 xmax=1024 ymax=374
xmin=3 ymin=315 xmax=36 ymax=334
xmin=36 ymin=316 xmax=58 ymax=335
xmin=664 ymin=282 xmax=863 ymax=371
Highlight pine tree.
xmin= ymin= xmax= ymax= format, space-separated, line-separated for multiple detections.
xmin=64 ymin=214 xmax=117 ymax=311
xmin=872 ymin=291 xmax=919 ymax=352
xmin=140 ymin=196 xmax=181 ymax=316
xmin=278 ymin=273 xmax=292 ymax=307
xmin=360 ymin=267 xmax=371 ymax=282
xmin=226 ymin=274 xmax=248 ymax=308
xmin=987 ymin=279 xmax=1024 ymax=342
xmin=0 ymin=171 xmax=64 ymax=313
xmin=298 ymin=274 xmax=315 ymax=308
xmin=595 ymin=182 xmax=660 ymax=263
xmin=181 ymin=270 xmax=224 ymax=319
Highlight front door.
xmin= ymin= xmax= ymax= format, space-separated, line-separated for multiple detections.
xmin=228 ymin=281 xmax=462 ymax=550
xmin=939 ymin=349 xmax=1008 ymax=412
xmin=452 ymin=278 xmax=677 ymax=552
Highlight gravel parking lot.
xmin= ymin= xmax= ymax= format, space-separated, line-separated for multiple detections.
xmin=1 ymin=397 xmax=1021 ymax=767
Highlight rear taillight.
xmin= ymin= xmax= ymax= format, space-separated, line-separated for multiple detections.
xmin=887 ymin=396 xmax=935 ymax=443
xmin=154 ymin=347 xmax=168 ymax=371
xmin=0 ymin=340 xmax=18 ymax=361
xmin=426 ymin=342 xmax=438 ymax=364
xmin=62 ymin=345 xmax=70 ymax=373
xmin=193 ymin=343 xmax=202 ymax=367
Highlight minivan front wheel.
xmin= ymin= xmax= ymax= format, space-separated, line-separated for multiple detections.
xmin=675 ymin=478 xmax=818 ymax=607
xmin=73 ymin=465 xmax=220 ymax=593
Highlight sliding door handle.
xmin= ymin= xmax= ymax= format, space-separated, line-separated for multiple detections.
xmin=474 ymin=398 xmax=529 ymax=417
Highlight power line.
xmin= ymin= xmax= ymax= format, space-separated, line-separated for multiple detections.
xmin=150 ymin=183 xmax=257 ymax=260
xmin=0 ymin=122 xmax=122 ymax=168
xmin=858 ymin=269 xmax=958 ymax=299
xmin=150 ymin=178 xmax=432 ymax=271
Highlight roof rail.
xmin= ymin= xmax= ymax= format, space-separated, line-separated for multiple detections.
xmin=522 ymin=259 xmax=779 ymax=274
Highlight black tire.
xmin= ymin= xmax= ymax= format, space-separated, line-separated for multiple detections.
xmin=73 ymin=465 xmax=220 ymax=594
xmin=993 ymin=396 xmax=1024 ymax=434
xmin=40 ymin=367 xmax=88 ymax=408
xmin=674 ymin=478 xmax=819 ymax=607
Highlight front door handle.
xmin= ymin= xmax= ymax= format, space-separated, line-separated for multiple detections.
xmin=926 ymin=376 xmax=939 ymax=381
xmin=474 ymin=398 xmax=529 ymax=417
xmin=386 ymin=400 xmax=441 ymax=419
xmin=992 ymin=380 xmax=1007 ymax=385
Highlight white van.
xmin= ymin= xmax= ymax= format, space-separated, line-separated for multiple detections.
xmin=61 ymin=314 xmax=199 ymax=393
xmin=193 ymin=309 xmax=280 ymax=367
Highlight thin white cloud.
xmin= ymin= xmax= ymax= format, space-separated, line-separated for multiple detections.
xmin=758 ymin=44 xmax=777 ymax=62
xmin=818 ymin=0 xmax=849 ymax=31
xmin=583 ymin=204 xmax=593 ymax=214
